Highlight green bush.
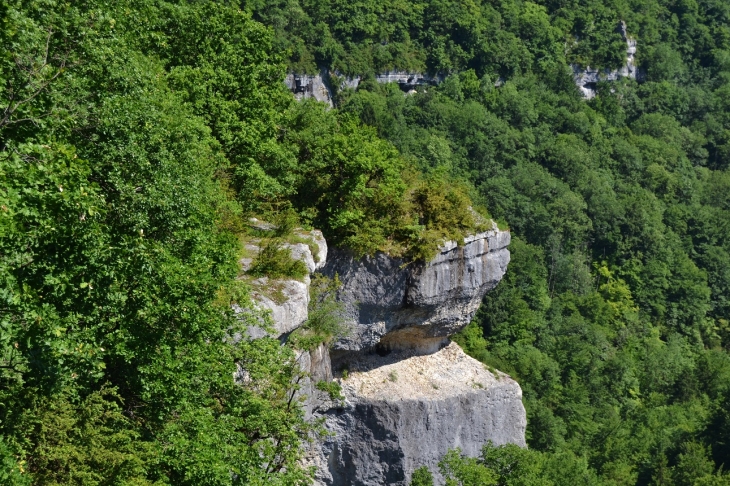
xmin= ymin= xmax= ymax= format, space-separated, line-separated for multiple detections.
xmin=288 ymin=275 xmax=348 ymax=350
xmin=0 ymin=439 xmax=30 ymax=486
xmin=410 ymin=466 xmax=434 ymax=486
xmin=281 ymin=101 xmax=491 ymax=262
xmin=248 ymin=241 xmax=309 ymax=280
xmin=315 ymin=380 xmax=345 ymax=402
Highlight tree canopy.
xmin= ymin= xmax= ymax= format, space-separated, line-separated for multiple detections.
xmin=3 ymin=0 xmax=730 ymax=484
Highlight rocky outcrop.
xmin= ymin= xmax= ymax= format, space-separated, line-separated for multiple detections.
xmin=243 ymin=222 xmax=525 ymax=485
xmin=285 ymin=74 xmax=333 ymax=105
xmin=307 ymin=343 xmax=526 ymax=486
xmin=373 ymin=71 xmax=443 ymax=89
xmin=320 ymin=224 xmax=510 ymax=353
xmin=240 ymin=229 xmax=327 ymax=338
xmin=284 ymin=70 xmax=442 ymax=106
xmin=572 ymin=21 xmax=640 ymax=99
xmin=299 ymin=224 xmax=523 ymax=485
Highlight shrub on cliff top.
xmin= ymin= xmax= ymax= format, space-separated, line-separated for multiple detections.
xmin=276 ymin=100 xmax=491 ymax=262
xmin=248 ymin=241 xmax=309 ymax=280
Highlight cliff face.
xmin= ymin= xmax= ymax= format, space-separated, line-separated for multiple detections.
xmin=285 ymin=73 xmax=333 ymax=105
xmin=285 ymin=21 xmax=639 ymax=104
xmin=307 ymin=343 xmax=526 ymax=486
xmin=284 ymin=71 xmax=442 ymax=106
xmin=320 ymin=225 xmax=510 ymax=354
xmin=244 ymin=223 xmax=525 ymax=485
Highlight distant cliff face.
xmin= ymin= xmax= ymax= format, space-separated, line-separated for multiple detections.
xmin=571 ymin=21 xmax=640 ymax=99
xmin=284 ymin=71 xmax=442 ymax=107
xmin=244 ymin=223 xmax=524 ymax=485
xmin=285 ymin=21 xmax=639 ymax=104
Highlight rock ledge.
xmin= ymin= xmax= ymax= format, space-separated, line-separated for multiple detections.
xmin=308 ymin=342 xmax=527 ymax=486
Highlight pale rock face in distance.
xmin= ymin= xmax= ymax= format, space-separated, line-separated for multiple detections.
xmin=284 ymin=22 xmax=639 ymax=105
xmin=572 ymin=20 xmax=640 ymax=99
xmin=284 ymin=71 xmax=442 ymax=106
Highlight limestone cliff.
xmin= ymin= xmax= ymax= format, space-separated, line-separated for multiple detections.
xmin=320 ymin=224 xmax=510 ymax=354
xmin=244 ymin=222 xmax=525 ymax=485
xmin=284 ymin=70 xmax=442 ymax=106
xmin=307 ymin=343 xmax=526 ymax=486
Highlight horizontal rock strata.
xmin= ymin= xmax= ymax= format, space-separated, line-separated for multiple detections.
xmin=243 ymin=223 xmax=525 ymax=485
xmin=285 ymin=71 xmax=442 ymax=106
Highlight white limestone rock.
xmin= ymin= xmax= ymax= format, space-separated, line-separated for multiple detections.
xmin=572 ymin=21 xmax=640 ymax=99
xmin=309 ymin=342 xmax=527 ymax=486
xmin=249 ymin=276 xmax=311 ymax=337
xmin=285 ymin=73 xmax=334 ymax=106
xmin=284 ymin=70 xmax=443 ymax=105
xmin=241 ymin=224 xmax=526 ymax=486
xmin=242 ymin=229 xmax=328 ymax=338
xmin=320 ymin=224 xmax=511 ymax=352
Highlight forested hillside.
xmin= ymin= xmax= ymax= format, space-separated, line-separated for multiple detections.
xmin=283 ymin=0 xmax=730 ymax=483
xmin=2 ymin=0 xmax=730 ymax=484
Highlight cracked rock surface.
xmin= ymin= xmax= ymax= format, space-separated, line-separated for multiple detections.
xmin=306 ymin=342 xmax=526 ymax=486
xmin=242 ymin=224 xmax=526 ymax=485
xmin=320 ymin=224 xmax=510 ymax=353
xmin=240 ymin=229 xmax=327 ymax=338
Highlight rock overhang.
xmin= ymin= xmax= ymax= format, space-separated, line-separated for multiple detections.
xmin=319 ymin=224 xmax=511 ymax=353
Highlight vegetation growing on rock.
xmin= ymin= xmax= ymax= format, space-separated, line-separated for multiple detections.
xmin=288 ymin=274 xmax=349 ymax=350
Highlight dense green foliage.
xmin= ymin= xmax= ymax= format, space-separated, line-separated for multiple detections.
xmin=245 ymin=0 xmax=632 ymax=74
xmin=411 ymin=441 xmax=605 ymax=486
xmin=0 ymin=1 xmax=315 ymax=483
xmin=5 ymin=0 xmax=730 ymax=483
xmin=0 ymin=1 xmax=479 ymax=483
xmin=244 ymin=0 xmax=727 ymax=75
xmin=412 ymin=440 xmax=730 ymax=485
xmin=280 ymin=100 xmax=487 ymax=259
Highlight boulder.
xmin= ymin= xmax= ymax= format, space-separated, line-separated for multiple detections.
xmin=241 ymin=229 xmax=328 ymax=338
